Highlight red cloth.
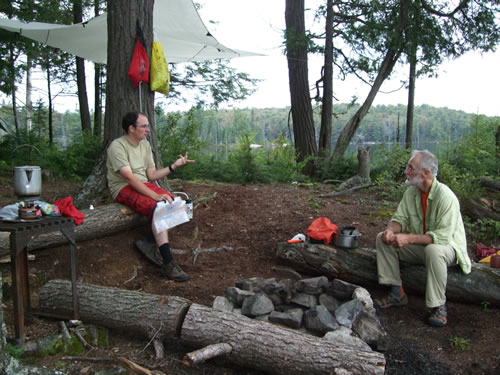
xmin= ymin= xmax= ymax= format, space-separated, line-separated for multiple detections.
xmin=307 ymin=217 xmax=338 ymax=245
xmin=53 ymin=197 xmax=85 ymax=225
xmin=476 ymin=244 xmax=499 ymax=260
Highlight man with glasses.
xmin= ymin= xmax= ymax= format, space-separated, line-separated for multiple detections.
xmin=374 ymin=150 xmax=470 ymax=327
xmin=106 ymin=111 xmax=194 ymax=282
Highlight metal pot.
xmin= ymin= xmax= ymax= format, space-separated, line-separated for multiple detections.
xmin=14 ymin=166 xmax=42 ymax=198
xmin=335 ymin=226 xmax=362 ymax=249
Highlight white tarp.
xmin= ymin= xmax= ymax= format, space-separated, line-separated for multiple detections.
xmin=0 ymin=0 xmax=259 ymax=64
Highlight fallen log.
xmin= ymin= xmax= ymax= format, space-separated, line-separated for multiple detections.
xmin=181 ymin=303 xmax=385 ymax=375
xmin=320 ymin=183 xmax=374 ymax=198
xmin=40 ymin=280 xmax=386 ymax=375
xmin=39 ymin=280 xmax=191 ymax=341
xmin=479 ymin=176 xmax=500 ymax=191
xmin=276 ymin=242 xmax=500 ymax=307
xmin=0 ymin=203 xmax=147 ymax=257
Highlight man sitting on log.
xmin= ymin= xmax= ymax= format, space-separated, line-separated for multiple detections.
xmin=374 ymin=150 xmax=471 ymax=327
xmin=106 ymin=111 xmax=193 ymax=282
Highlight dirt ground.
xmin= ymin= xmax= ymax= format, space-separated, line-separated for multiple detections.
xmin=0 ymin=178 xmax=499 ymax=375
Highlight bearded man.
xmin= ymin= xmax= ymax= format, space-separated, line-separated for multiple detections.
xmin=374 ymin=150 xmax=471 ymax=327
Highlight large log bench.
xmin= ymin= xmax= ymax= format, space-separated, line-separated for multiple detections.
xmin=276 ymin=242 xmax=500 ymax=307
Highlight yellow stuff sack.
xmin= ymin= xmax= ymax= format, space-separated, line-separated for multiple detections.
xmin=150 ymin=41 xmax=170 ymax=95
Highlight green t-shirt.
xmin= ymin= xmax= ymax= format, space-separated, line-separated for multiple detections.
xmin=391 ymin=179 xmax=471 ymax=274
xmin=106 ymin=135 xmax=155 ymax=199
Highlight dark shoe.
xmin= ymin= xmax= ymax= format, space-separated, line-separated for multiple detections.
xmin=161 ymin=261 xmax=190 ymax=282
xmin=374 ymin=293 xmax=408 ymax=309
xmin=427 ymin=305 xmax=447 ymax=327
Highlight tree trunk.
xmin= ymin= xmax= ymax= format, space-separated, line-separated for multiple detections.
xmin=285 ymin=0 xmax=317 ymax=175
xmin=76 ymin=56 xmax=92 ymax=133
xmin=39 ymin=280 xmax=190 ymax=341
xmin=357 ymin=146 xmax=370 ymax=179
xmin=318 ymin=0 xmax=333 ymax=154
xmin=496 ymin=125 xmax=500 ymax=172
xmin=39 ymin=281 xmax=386 ymax=375
xmin=0 ymin=203 xmax=147 ymax=257
xmin=73 ymin=0 xmax=92 ymax=134
xmin=93 ymin=0 xmax=103 ymax=137
xmin=46 ymin=61 xmax=53 ymax=144
xmin=76 ymin=0 xmax=156 ymax=206
xmin=405 ymin=48 xmax=416 ymax=150
xmin=25 ymin=54 xmax=33 ymax=133
xmin=276 ymin=242 xmax=500 ymax=307
xmin=93 ymin=63 xmax=103 ymax=137
xmin=9 ymin=45 xmax=19 ymax=136
xmin=331 ymin=0 xmax=410 ymax=161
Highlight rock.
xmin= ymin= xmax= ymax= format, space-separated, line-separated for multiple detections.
xmin=291 ymin=292 xmax=317 ymax=309
xmin=213 ymin=296 xmax=234 ymax=312
xmin=352 ymin=287 xmax=373 ymax=307
xmin=225 ymin=287 xmax=255 ymax=307
xmin=277 ymin=278 xmax=295 ymax=304
xmin=236 ymin=277 xmax=271 ymax=292
xmin=304 ymin=305 xmax=339 ymax=335
xmin=335 ymin=299 xmax=364 ymax=329
xmin=319 ymin=293 xmax=340 ymax=314
xmin=325 ymin=279 xmax=361 ymax=300
xmin=295 ymin=276 xmax=329 ymax=295
xmin=324 ymin=326 xmax=372 ymax=352
xmin=352 ymin=310 xmax=387 ymax=351
xmin=241 ymin=293 xmax=274 ymax=317
xmin=269 ymin=308 xmax=304 ymax=329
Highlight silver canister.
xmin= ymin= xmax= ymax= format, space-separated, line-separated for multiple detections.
xmin=186 ymin=199 xmax=193 ymax=220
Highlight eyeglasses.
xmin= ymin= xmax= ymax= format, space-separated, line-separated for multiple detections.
xmin=136 ymin=124 xmax=150 ymax=129
xmin=405 ymin=164 xmax=423 ymax=172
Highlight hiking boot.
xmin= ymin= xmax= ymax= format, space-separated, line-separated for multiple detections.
xmin=374 ymin=293 xmax=408 ymax=309
xmin=161 ymin=261 xmax=190 ymax=282
xmin=427 ymin=305 xmax=447 ymax=327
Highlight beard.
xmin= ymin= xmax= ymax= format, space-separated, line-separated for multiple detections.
xmin=405 ymin=175 xmax=424 ymax=186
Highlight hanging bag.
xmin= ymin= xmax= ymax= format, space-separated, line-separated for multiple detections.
xmin=150 ymin=41 xmax=170 ymax=95
xmin=128 ymin=21 xmax=149 ymax=88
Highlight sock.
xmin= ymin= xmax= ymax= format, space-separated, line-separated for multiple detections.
xmin=391 ymin=285 xmax=405 ymax=298
xmin=159 ymin=243 xmax=173 ymax=265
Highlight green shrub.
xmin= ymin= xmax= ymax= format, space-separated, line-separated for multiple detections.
xmin=314 ymin=152 xmax=358 ymax=182
xmin=44 ymin=132 xmax=102 ymax=181
xmin=447 ymin=115 xmax=499 ymax=177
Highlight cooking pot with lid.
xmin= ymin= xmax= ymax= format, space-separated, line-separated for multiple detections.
xmin=335 ymin=226 xmax=362 ymax=249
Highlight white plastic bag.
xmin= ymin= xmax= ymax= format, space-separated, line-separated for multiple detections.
xmin=153 ymin=197 xmax=189 ymax=233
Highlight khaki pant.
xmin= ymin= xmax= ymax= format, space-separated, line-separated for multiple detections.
xmin=376 ymin=232 xmax=457 ymax=308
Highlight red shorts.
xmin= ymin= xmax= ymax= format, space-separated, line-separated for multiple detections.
xmin=115 ymin=182 xmax=174 ymax=220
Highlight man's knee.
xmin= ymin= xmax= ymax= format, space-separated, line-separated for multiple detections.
xmin=423 ymin=243 xmax=455 ymax=264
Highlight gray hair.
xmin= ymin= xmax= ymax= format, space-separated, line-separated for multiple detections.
xmin=411 ymin=149 xmax=438 ymax=177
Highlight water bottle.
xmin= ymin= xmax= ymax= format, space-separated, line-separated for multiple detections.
xmin=186 ymin=199 xmax=193 ymax=220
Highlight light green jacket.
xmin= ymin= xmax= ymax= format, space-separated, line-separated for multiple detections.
xmin=392 ymin=179 xmax=471 ymax=274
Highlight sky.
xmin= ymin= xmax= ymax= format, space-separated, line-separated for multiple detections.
xmin=189 ymin=0 xmax=500 ymax=117
xmin=9 ymin=0 xmax=500 ymax=118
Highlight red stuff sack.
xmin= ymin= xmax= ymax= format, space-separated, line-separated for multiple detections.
xmin=128 ymin=37 xmax=149 ymax=88
xmin=306 ymin=217 xmax=338 ymax=245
